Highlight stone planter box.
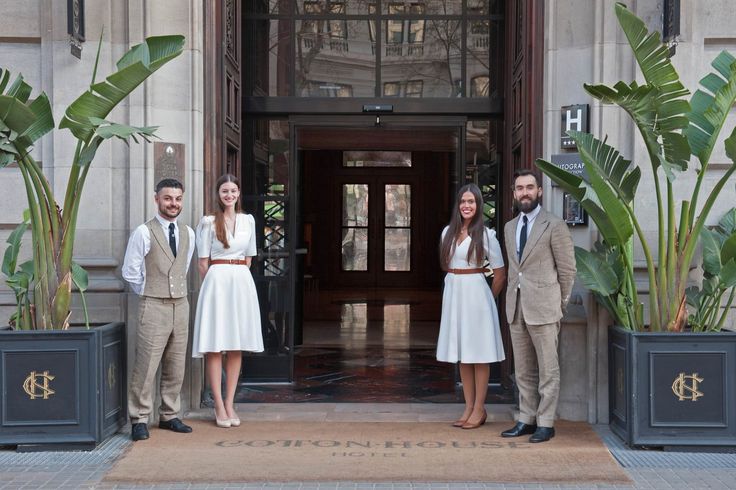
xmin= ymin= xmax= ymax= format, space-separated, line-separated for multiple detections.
xmin=0 ymin=322 xmax=126 ymax=451
xmin=609 ymin=326 xmax=736 ymax=448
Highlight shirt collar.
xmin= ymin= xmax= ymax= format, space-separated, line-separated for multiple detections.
xmin=155 ymin=213 xmax=177 ymax=229
xmin=520 ymin=204 xmax=541 ymax=222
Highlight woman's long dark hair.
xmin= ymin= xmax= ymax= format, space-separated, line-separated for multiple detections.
xmin=211 ymin=173 xmax=242 ymax=249
xmin=439 ymin=184 xmax=485 ymax=270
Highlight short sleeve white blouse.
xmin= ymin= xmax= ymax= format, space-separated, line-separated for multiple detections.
xmin=195 ymin=214 xmax=257 ymax=259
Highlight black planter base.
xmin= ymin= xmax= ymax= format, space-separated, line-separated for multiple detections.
xmin=0 ymin=322 xmax=127 ymax=451
xmin=609 ymin=326 xmax=736 ymax=448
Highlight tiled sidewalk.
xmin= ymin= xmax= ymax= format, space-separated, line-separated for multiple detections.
xmin=1 ymin=404 xmax=735 ymax=489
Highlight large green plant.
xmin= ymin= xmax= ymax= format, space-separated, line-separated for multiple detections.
xmin=0 ymin=34 xmax=185 ymax=330
xmin=536 ymin=3 xmax=736 ymax=332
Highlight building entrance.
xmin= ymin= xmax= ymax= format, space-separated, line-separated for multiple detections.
xmin=231 ymin=118 xmax=511 ymax=403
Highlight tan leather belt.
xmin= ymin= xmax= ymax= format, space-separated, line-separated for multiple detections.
xmin=447 ymin=267 xmax=489 ymax=274
xmin=209 ymin=259 xmax=248 ymax=266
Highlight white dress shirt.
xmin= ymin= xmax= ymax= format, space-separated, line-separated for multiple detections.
xmin=121 ymin=214 xmax=196 ymax=296
xmin=515 ymin=203 xmax=542 ymax=257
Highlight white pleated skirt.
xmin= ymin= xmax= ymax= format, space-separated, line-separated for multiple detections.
xmin=192 ymin=264 xmax=264 ymax=358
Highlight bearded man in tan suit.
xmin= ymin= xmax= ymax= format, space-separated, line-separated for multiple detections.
xmin=501 ymin=169 xmax=576 ymax=443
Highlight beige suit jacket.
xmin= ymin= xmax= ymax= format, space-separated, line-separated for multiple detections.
xmin=504 ymin=208 xmax=576 ymax=325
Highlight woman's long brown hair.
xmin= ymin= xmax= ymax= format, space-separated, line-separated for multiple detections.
xmin=211 ymin=173 xmax=242 ymax=249
xmin=439 ymin=184 xmax=486 ymax=270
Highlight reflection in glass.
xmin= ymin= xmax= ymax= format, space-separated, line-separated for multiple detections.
xmin=466 ymin=19 xmax=498 ymax=97
xmin=465 ymin=120 xmax=501 ymax=227
xmin=384 ymin=229 xmax=411 ymax=271
xmin=342 ymin=184 xmax=369 ymax=226
xmin=252 ymin=119 xmax=290 ymax=195
xmin=344 ymin=151 xmax=411 ymax=167
xmin=296 ymin=19 xmax=376 ymax=97
xmin=245 ymin=1 xmax=291 ymax=14
xmin=385 ymin=183 xmax=411 ymax=271
xmin=342 ymin=228 xmax=368 ymax=271
xmin=381 ymin=19 xmax=461 ymax=97
xmin=246 ymin=19 xmax=291 ymax=96
xmin=384 ymin=185 xmax=411 ymax=227
xmin=383 ymin=0 xmax=461 ymax=15
xmin=297 ymin=0 xmax=372 ymax=15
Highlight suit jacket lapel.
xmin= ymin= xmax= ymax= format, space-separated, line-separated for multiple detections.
xmin=507 ymin=215 xmax=520 ymax=266
xmin=520 ymin=209 xmax=549 ymax=265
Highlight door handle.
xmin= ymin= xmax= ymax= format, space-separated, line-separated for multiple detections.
xmin=295 ymin=248 xmax=308 ymax=255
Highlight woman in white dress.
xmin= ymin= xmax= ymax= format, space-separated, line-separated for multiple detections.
xmin=192 ymin=174 xmax=263 ymax=428
xmin=437 ymin=183 xmax=506 ymax=429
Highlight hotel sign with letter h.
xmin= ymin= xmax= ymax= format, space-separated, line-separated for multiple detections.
xmin=561 ymin=104 xmax=589 ymax=149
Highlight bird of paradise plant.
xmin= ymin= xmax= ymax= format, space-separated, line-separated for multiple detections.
xmin=0 ymin=34 xmax=185 ymax=330
xmin=536 ymin=3 xmax=736 ymax=332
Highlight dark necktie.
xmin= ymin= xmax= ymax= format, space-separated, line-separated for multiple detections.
xmin=168 ymin=223 xmax=177 ymax=258
xmin=518 ymin=215 xmax=528 ymax=261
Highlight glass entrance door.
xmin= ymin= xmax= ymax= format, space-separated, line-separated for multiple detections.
xmin=337 ymin=174 xmax=420 ymax=288
xmin=241 ymin=116 xmax=465 ymax=383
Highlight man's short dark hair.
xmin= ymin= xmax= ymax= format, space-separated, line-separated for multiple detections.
xmin=155 ymin=178 xmax=184 ymax=193
xmin=512 ymin=169 xmax=541 ymax=187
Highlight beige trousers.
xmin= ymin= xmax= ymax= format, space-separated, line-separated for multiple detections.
xmin=128 ymin=296 xmax=189 ymax=424
xmin=509 ymin=294 xmax=560 ymax=428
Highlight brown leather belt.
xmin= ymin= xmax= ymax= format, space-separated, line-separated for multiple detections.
xmin=447 ymin=267 xmax=489 ymax=274
xmin=209 ymin=259 xmax=248 ymax=266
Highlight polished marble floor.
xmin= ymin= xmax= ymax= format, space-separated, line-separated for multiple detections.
xmin=235 ymin=290 xmax=513 ymax=404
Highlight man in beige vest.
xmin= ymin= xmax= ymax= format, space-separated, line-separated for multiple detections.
xmin=122 ymin=179 xmax=196 ymax=441
xmin=501 ymin=169 xmax=576 ymax=443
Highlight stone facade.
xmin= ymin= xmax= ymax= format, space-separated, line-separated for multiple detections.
xmin=0 ymin=0 xmax=734 ymax=422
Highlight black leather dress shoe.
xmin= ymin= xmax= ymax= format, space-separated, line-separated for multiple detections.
xmin=529 ymin=426 xmax=555 ymax=443
xmin=159 ymin=417 xmax=193 ymax=433
xmin=131 ymin=423 xmax=149 ymax=441
xmin=501 ymin=422 xmax=537 ymax=438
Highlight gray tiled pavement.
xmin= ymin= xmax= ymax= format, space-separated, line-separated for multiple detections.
xmin=1 ymin=404 xmax=735 ymax=489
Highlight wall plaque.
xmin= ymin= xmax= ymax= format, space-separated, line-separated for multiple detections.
xmin=154 ymin=143 xmax=185 ymax=189
xmin=561 ymin=104 xmax=589 ymax=149
xmin=549 ymin=153 xmax=586 ymax=186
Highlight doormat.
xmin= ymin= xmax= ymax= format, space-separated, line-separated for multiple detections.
xmin=104 ymin=420 xmax=631 ymax=484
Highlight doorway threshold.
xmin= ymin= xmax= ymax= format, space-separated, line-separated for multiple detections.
xmin=186 ymin=403 xmax=515 ymax=423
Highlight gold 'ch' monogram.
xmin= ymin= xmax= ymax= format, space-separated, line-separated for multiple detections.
xmin=671 ymin=372 xmax=704 ymax=401
xmin=22 ymin=370 xmax=56 ymax=400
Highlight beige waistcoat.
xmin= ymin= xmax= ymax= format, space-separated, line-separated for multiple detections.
xmin=143 ymin=219 xmax=189 ymax=298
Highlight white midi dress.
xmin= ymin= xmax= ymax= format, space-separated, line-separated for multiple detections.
xmin=436 ymin=226 xmax=506 ymax=364
xmin=192 ymin=214 xmax=264 ymax=358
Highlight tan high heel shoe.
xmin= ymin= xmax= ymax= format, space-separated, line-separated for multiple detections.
xmin=230 ymin=416 xmax=241 ymax=427
xmin=452 ymin=418 xmax=468 ymax=428
xmin=215 ymin=416 xmax=231 ymax=428
xmin=461 ymin=410 xmax=487 ymax=430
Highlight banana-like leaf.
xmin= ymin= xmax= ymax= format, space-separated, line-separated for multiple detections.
xmin=70 ymin=262 xmax=88 ymax=292
xmin=614 ymin=3 xmax=691 ymax=179
xmin=89 ymin=117 xmax=159 ymax=143
xmin=720 ymin=260 xmax=736 ymax=289
xmin=59 ymin=35 xmax=185 ymax=143
xmin=575 ymin=246 xmax=620 ymax=295
xmin=686 ymin=52 xmax=736 ymax=165
xmin=1 ymin=220 xmax=28 ymax=277
xmin=719 ymin=208 xmax=736 ymax=234
xmin=564 ymin=131 xmax=636 ymax=245
xmin=701 ymin=228 xmax=723 ymax=275
xmin=71 ymin=262 xmax=90 ymax=329
xmin=722 ymin=233 xmax=736 ymax=265
xmin=535 ymin=157 xmax=629 ymax=246
xmin=615 ymin=3 xmax=689 ymax=106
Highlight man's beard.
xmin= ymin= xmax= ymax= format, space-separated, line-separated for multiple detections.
xmin=159 ymin=205 xmax=182 ymax=219
xmin=516 ymin=196 xmax=539 ymax=213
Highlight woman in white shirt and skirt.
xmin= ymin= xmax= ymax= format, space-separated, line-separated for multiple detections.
xmin=436 ymin=183 xmax=506 ymax=429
